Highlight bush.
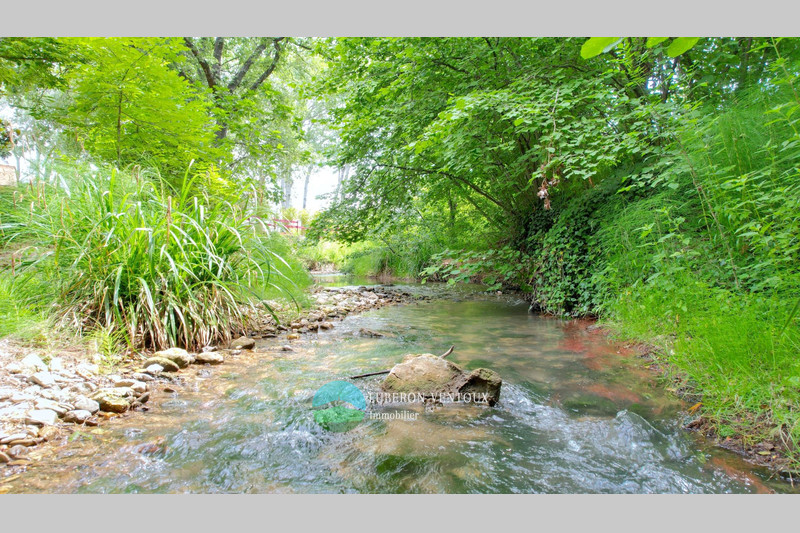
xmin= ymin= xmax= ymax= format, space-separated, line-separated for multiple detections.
xmin=1 ymin=165 xmax=299 ymax=351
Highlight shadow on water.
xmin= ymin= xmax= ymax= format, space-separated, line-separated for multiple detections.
xmin=8 ymin=284 xmax=795 ymax=493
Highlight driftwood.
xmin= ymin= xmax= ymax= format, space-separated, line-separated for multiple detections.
xmin=349 ymin=345 xmax=455 ymax=380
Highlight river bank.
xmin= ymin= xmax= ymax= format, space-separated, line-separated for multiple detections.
xmin=601 ymin=329 xmax=798 ymax=484
xmin=0 ymin=284 xmax=420 ymax=483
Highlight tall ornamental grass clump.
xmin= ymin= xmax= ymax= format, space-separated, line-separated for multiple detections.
xmin=2 ymin=166 xmax=290 ymax=351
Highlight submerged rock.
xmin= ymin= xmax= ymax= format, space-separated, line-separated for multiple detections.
xmin=153 ymin=348 xmax=194 ymax=368
xmin=142 ymin=357 xmax=181 ymax=373
xmin=381 ymin=354 xmax=502 ymax=406
xmin=91 ymin=389 xmax=130 ymax=413
xmin=194 ymin=352 xmax=224 ymax=365
xmin=230 ymin=336 xmax=256 ymax=350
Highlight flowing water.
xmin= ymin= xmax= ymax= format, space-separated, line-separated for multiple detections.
xmin=6 ymin=282 xmax=793 ymax=493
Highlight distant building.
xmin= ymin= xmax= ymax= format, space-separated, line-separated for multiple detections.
xmin=0 ymin=163 xmax=16 ymax=186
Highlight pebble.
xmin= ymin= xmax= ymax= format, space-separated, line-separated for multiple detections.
xmin=49 ymin=357 xmax=64 ymax=372
xmin=21 ymin=353 xmax=47 ymax=372
xmin=7 ymin=438 xmax=36 ymax=447
xmin=72 ymin=396 xmax=100 ymax=414
xmin=34 ymin=398 xmax=68 ymax=416
xmin=152 ymin=348 xmax=194 ymax=369
xmin=114 ymin=379 xmax=148 ymax=394
xmin=0 ymin=451 xmax=10 ymax=463
xmin=25 ymin=409 xmax=59 ymax=426
xmin=142 ymin=357 xmax=180 ymax=372
xmin=230 ymin=336 xmax=256 ymax=350
xmin=76 ymin=362 xmax=99 ymax=375
xmin=29 ymin=371 xmax=56 ymax=388
xmin=92 ymin=393 xmax=130 ymax=413
xmin=8 ymin=445 xmax=29 ymax=458
xmin=0 ymin=433 xmax=28 ymax=445
xmin=64 ymin=410 xmax=93 ymax=423
xmin=194 ymin=353 xmax=224 ymax=365
xmin=144 ymin=364 xmax=164 ymax=376
xmin=39 ymin=426 xmax=60 ymax=440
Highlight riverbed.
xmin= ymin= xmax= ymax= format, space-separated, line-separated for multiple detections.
xmin=4 ymin=282 xmax=792 ymax=493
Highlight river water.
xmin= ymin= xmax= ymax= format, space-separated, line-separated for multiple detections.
xmin=7 ymin=280 xmax=792 ymax=493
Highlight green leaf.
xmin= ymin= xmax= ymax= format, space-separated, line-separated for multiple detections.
xmin=580 ymin=37 xmax=623 ymax=59
xmin=666 ymin=37 xmax=700 ymax=58
xmin=646 ymin=37 xmax=669 ymax=48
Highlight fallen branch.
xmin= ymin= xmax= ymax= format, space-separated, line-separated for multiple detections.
xmin=349 ymin=345 xmax=455 ymax=379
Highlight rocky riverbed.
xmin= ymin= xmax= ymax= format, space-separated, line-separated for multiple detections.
xmin=0 ymin=285 xmax=418 ymax=477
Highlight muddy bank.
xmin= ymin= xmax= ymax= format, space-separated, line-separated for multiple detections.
xmin=0 ymin=285 xmax=419 ymax=481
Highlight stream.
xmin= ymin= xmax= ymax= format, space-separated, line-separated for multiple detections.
xmin=6 ymin=279 xmax=793 ymax=493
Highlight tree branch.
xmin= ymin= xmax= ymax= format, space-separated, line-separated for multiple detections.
xmin=249 ymin=38 xmax=285 ymax=92
xmin=228 ymin=38 xmax=270 ymax=92
xmin=183 ymin=37 xmax=217 ymax=89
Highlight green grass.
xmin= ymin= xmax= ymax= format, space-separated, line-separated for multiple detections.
xmin=0 ymin=270 xmax=52 ymax=340
xmin=295 ymin=239 xmax=353 ymax=271
xmin=0 ymin=165 xmax=307 ymax=351
xmin=605 ymin=271 xmax=800 ymax=461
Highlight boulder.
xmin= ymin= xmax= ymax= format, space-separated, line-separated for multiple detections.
xmin=381 ymin=354 xmax=502 ymax=406
xmin=142 ymin=357 xmax=181 ymax=373
xmin=152 ymin=348 xmax=194 ymax=368
xmin=382 ymin=354 xmax=464 ymax=395
xmin=194 ymin=352 xmax=224 ymax=365
xmin=458 ymin=368 xmax=503 ymax=407
xmin=230 ymin=336 xmax=256 ymax=350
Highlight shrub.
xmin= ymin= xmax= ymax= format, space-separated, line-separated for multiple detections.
xmin=1 ymin=165 xmax=296 ymax=351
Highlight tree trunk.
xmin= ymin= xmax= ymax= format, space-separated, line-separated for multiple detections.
xmin=335 ymin=164 xmax=349 ymax=201
xmin=281 ymin=176 xmax=292 ymax=209
xmin=301 ymin=166 xmax=312 ymax=210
